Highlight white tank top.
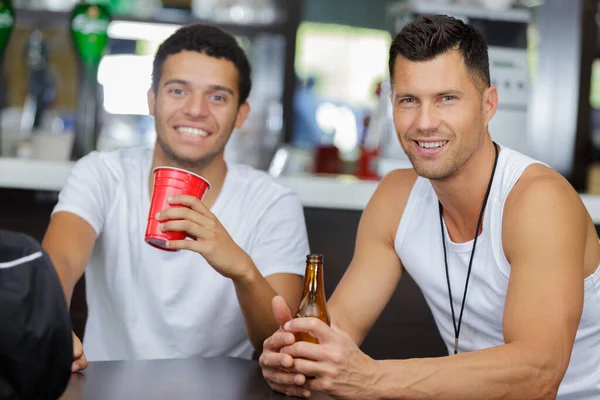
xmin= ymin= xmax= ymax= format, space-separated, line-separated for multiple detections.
xmin=395 ymin=146 xmax=600 ymax=399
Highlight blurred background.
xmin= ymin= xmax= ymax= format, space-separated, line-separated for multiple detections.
xmin=2 ymin=0 xmax=600 ymax=362
xmin=0 ymin=0 xmax=598 ymax=191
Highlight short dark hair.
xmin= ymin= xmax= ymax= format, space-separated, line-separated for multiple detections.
xmin=388 ymin=15 xmax=490 ymax=89
xmin=152 ymin=23 xmax=252 ymax=105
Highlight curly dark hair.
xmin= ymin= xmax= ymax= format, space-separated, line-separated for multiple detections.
xmin=389 ymin=15 xmax=490 ymax=90
xmin=151 ymin=23 xmax=252 ymax=105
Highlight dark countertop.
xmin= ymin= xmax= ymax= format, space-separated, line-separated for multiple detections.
xmin=59 ymin=356 xmax=334 ymax=400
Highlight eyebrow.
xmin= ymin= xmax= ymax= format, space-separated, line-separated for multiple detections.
xmin=207 ymin=84 xmax=235 ymax=96
xmin=394 ymin=89 xmax=464 ymax=99
xmin=163 ymin=80 xmax=235 ymax=96
xmin=437 ymin=89 xmax=464 ymax=97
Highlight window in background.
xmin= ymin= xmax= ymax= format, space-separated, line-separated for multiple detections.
xmin=95 ymin=21 xmax=181 ymax=151
xmin=292 ymin=22 xmax=391 ymax=156
xmin=98 ymin=21 xmax=181 ymax=117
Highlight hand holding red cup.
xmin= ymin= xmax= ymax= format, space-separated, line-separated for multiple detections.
xmin=145 ymin=167 xmax=210 ymax=251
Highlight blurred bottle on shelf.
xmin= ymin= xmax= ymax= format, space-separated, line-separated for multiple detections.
xmin=355 ymin=80 xmax=391 ymax=180
xmin=69 ymin=1 xmax=110 ymax=159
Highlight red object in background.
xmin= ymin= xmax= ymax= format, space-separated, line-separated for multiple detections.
xmin=355 ymin=113 xmax=380 ymax=180
xmin=145 ymin=167 xmax=211 ymax=252
xmin=313 ymin=145 xmax=341 ymax=175
xmin=356 ymin=146 xmax=380 ymax=180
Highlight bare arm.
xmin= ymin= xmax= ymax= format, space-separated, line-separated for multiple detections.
xmin=42 ymin=211 xmax=96 ymax=306
xmin=373 ymin=170 xmax=586 ymax=399
xmin=327 ymin=169 xmax=416 ymax=344
xmin=233 ymin=269 xmax=303 ymax=353
xmin=160 ymin=192 xmax=307 ymax=354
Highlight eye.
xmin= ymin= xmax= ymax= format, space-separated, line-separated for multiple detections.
xmin=441 ymin=95 xmax=455 ymax=102
xmin=396 ymin=97 xmax=418 ymax=109
xmin=210 ymin=94 xmax=226 ymax=102
xmin=169 ymin=88 xmax=185 ymax=96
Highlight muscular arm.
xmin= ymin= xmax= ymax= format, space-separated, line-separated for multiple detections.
xmin=372 ymin=169 xmax=586 ymax=399
xmin=42 ymin=212 xmax=96 ymax=306
xmin=327 ymin=170 xmax=416 ymax=344
xmin=234 ymin=269 xmax=302 ymax=354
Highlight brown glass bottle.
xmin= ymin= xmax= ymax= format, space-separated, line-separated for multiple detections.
xmin=295 ymin=254 xmax=330 ymax=344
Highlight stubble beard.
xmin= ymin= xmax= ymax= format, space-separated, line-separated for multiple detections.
xmin=155 ymin=115 xmax=237 ymax=171
xmin=400 ymin=136 xmax=471 ymax=182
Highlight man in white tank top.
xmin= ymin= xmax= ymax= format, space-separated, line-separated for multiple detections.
xmin=260 ymin=15 xmax=600 ymax=399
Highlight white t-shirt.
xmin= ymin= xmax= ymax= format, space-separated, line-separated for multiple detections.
xmin=52 ymin=147 xmax=310 ymax=361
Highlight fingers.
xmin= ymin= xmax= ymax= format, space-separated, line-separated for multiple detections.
xmin=159 ymin=219 xmax=211 ymax=241
xmin=157 ymin=208 xmax=215 ymax=233
xmin=261 ymin=353 xmax=310 ymax=398
xmin=72 ymin=332 xmax=88 ymax=372
xmin=72 ymin=332 xmax=83 ymax=359
xmin=280 ymin=341 xmax=326 ymax=362
xmin=272 ymin=295 xmax=293 ymax=329
xmin=259 ymin=348 xmax=294 ymax=369
xmin=263 ymin=329 xmax=296 ymax=352
xmin=262 ymin=366 xmax=306 ymax=386
xmin=167 ymin=195 xmax=211 ymax=216
xmin=288 ymin=356 xmax=331 ymax=378
xmin=164 ymin=237 xmax=218 ymax=252
xmin=73 ymin=352 xmax=88 ymax=372
xmin=283 ymin=317 xmax=335 ymax=344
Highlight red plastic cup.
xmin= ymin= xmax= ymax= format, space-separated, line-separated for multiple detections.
xmin=145 ymin=167 xmax=211 ymax=251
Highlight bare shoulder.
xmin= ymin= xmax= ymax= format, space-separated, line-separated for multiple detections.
xmin=360 ymin=168 xmax=418 ymax=242
xmin=505 ymin=163 xmax=586 ymax=220
xmin=369 ymin=168 xmax=418 ymax=214
xmin=503 ymin=163 xmax=591 ymax=262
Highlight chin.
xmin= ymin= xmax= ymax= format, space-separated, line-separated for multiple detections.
xmin=412 ymin=163 xmax=448 ymax=180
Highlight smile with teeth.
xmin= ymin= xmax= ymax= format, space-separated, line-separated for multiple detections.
xmin=177 ymin=126 xmax=209 ymax=137
xmin=417 ymin=141 xmax=447 ymax=149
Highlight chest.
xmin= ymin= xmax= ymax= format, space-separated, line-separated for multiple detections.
xmin=397 ymin=216 xmax=510 ymax=327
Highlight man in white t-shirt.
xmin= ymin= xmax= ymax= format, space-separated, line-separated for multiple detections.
xmin=42 ymin=24 xmax=309 ymax=372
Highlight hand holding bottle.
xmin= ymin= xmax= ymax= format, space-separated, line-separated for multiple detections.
xmin=260 ymin=254 xmax=330 ymax=397
xmin=261 ymin=254 xmax=380 ymax=399
xmin=259 ymin=295 xmax=312 ymax=398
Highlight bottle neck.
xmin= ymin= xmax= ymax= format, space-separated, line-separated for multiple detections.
xmin=303 ymin=263 xmax=324 ymax=295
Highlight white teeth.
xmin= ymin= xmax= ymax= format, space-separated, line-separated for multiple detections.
xmin=177 ymin=127 xmax=208 ymax=137
xmin=418 ymin=141 xmax=447 ymax=149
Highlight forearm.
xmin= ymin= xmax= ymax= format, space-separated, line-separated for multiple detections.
xmin=44 ymin=251 xmax=78 ymax=306
xmin=374 ymin=343 xmax=562 ymax=400
xmin=233 ymin=261 xmax=281 ymax=353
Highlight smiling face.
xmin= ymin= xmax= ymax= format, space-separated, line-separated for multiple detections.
xmin=390 ymin=50 xmax=497 ymax=181
xmin=147 ymin=50 xmax=250 ymax=169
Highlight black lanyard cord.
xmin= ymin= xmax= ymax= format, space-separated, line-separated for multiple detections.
xmin=438 ymin=142 xmax=499 ymax=355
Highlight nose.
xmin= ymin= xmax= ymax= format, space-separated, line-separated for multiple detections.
xmin=415 ymin=103 xmax=441 ymax=133
xmin=183 ymin=93 xmax=209 ymax=118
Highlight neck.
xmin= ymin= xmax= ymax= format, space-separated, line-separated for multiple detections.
xmin=431 ymin=138 xmax=498 ymax=242
xmin=149 ymin=148 xmax=227 ymax=209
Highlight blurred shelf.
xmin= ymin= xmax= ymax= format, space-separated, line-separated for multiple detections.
xmin=13 ymin=7 xmax=291 ymax=37
xmin=3 ymin=156 xmax=600 ymax=224
xmin=388 ymin=0 xmax=531 ymax=23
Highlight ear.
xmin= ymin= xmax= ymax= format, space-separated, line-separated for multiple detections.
xmin=147 ymin=88 xmax=156 ymax=117
xmin=234 ymin=102 xmax=251 ymax=129
xmin=482 ymin=85 xmax=498 ymax=125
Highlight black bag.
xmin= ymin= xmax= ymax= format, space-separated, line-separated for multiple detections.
xmin=0 ymin=229 xmax=72 ymax=400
